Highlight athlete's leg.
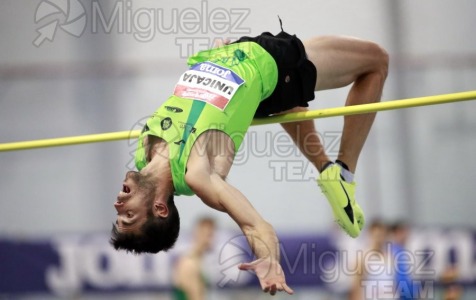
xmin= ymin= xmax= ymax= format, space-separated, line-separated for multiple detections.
xmin=280 ymin=36 xmax=388 ymax=173
xmin=303 ymin=35 xmax=389 ymax=172
xmin=280 ymin=108 xmax=331 ymax=172
xmin=279 ymin=36 xmax=388 ymax=238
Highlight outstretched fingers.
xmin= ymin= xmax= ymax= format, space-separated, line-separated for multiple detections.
xmin=239 ymin=258 xmax=294 ymax=296
xmin=281 ymin=282 xmax=294 ymax=295
xmin=263 ymin=282 xmax=294 ymax=296
xmin=263 ymin=283 xmax=279 ymax=296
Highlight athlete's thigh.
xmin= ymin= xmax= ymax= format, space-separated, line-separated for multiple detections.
xmin=303 ymin=35 xmax=386 ymax=91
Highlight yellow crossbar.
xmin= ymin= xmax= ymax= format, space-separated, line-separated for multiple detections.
xmin=1 ymin=91 xmax=475 ymax=152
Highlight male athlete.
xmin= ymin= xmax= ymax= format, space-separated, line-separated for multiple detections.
xmin=172 ymin=217 xmax=215 ymax=300
xmin=111 ymin=27 xmax=388 ymax=295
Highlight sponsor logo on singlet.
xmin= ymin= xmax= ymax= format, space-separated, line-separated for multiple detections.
xmin=178 ymin=121 xmax=197 ymax=133
xmin=160 ymin=117 xmax=172 ymax=130
xmin=173 ymin=62 xmax=245 ymax=110
xmin=164 ymin=106 xmax=183 ymax=113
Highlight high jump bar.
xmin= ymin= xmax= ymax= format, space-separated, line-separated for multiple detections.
xmin=1 ymin=90 xmax=475 ymax=152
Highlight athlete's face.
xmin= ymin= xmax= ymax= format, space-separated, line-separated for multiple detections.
xmin=114 ymin=171 xmax=154 ymax=233
xmin=195 ymin=220 xmax=216 ymax=251
xmin=370 ymin=224 xmax=387 ymax=247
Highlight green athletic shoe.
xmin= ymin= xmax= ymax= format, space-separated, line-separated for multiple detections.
xmin=317 ymin=164 xmax=364 ymax=238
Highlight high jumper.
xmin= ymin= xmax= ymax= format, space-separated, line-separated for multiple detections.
xmin=111 ymin=25 xmax=388 ymax=295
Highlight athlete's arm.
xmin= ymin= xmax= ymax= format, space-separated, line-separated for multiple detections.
xmin=174 ymin=257 xmax=204 ymax=300
xmin=185 ymin=157 xmax=293 ymax=295
xmin=349 ymin=255 xmax=364 ymax=300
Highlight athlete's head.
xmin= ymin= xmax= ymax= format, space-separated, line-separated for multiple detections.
xmin=193 ymin=217 xmax=216 ymax=252
xmin=368 ymin=219 xmax=388 ymax=248
xmin=110 ymin=171 xmax=180 ymax=253
xmin=390 ymin=220 xmax=409 ymax=246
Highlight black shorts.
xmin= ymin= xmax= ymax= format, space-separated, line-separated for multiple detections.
xmin=233 ymin=31 xmax=317 ymax=117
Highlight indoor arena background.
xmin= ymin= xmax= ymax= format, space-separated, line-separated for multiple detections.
xmin=1 ymin=0 xmax=475 ymax=299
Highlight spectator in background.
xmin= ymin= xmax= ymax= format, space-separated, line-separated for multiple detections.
xmin=350 ymin=220 xmax=394 ymax=300
xmin=440 ymin=247 xmax=463 ymax=300
xmin=440 ymin=266 xmax=463 ymax=300
xmin=389 ymin=221 xmax=415 ymax=300
xmin=172 ymin=217 xmax=216 ymax=300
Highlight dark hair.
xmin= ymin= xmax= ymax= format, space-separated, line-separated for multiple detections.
xmin=196 ymin=216 xmax=215 ymax=226
xmin=110 ymin=194 xmax=180 ymax=254
xmin=369 ymin=219 xmax=386 ymax=230
xmin=390 ymin=220 xmax=408 ymax=233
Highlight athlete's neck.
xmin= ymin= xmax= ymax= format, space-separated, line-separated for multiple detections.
xmin=190 ymin=244 xmax=208 ymax=258
xmin=141 ymin=144 xmax=174 ymax=203
xmin=370 ymin=242 xmax=385 ymax=253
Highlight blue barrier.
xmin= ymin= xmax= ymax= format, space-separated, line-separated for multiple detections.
xmin=0 ymin=229 xmax=474 ymax=296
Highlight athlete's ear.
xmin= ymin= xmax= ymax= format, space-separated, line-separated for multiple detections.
xmin=153 ymin=202 xmax=169 ymax=218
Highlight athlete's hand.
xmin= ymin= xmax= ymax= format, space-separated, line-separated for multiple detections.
xmin=238 ymin=257 xmax=294 ymax=296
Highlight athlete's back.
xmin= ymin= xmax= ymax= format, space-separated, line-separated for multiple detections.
xmin=135 ymin=42 xmax=278 ymax=195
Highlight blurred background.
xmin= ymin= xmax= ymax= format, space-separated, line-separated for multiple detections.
xmin=0 ymin=0 xmax=475 ymax=299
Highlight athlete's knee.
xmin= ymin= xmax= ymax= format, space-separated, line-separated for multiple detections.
xmin=366 ymin=41 xmax=389 ymax=79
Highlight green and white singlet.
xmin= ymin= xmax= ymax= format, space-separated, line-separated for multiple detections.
xmin=135 ymin=42 xmax=278 ymax=195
